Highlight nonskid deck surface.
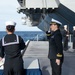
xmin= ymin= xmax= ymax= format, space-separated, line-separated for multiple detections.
xmin=23 ymin=41 xmax=75 ymax=75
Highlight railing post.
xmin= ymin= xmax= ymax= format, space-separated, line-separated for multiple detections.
xmin=37 ymin=35 xmax=39 ymax=41
xmin=69 ymin=34 xmax=71 ymax=42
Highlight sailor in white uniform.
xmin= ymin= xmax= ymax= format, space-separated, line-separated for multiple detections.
xmin=0 ymin=21 xmax=26 ymax=75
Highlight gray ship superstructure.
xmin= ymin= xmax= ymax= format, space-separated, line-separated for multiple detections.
xmin=17 ymin=0 xmax=75 ymax=31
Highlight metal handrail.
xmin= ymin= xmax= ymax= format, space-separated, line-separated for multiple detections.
xmin=21 ymin=40 xmax=30 ymax=56
xmin=32 ymin=34 xmax=46 ymax=41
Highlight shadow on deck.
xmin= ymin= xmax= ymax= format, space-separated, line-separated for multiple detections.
xmin=23 ymin=41 xmax=75 ymax=75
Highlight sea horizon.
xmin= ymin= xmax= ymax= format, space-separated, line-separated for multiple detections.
xmin=0 ymin=31 xmax=46 ymax=41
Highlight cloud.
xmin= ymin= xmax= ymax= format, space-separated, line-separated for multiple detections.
xmin=0 ymin=0 xmax=43 ymax=31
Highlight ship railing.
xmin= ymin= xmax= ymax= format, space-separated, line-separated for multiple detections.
xmin=21 ymin=40 xmax=30 ymax=56
xmin=32 ymin=34 xmax=46 ymax=41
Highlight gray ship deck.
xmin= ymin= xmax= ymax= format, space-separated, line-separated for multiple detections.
xmin=23 ymin=41 xmax=75 ymax=75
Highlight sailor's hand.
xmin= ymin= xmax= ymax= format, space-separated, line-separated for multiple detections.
xmin=56 ymin=59 xmax=60 ymax=65
xmin=0 ymin=57 xmax=2 ymax=61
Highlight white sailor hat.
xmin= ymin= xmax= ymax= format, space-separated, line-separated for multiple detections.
xmin=5 ymin=21 xmax=16 ymax=26
xmin=73 ymin=26 xmax=75 ymax=29
xmin=50 ymin=18 xmax=62 ymax=25
xmin=64 ymin=25 xmax=67 ymax=28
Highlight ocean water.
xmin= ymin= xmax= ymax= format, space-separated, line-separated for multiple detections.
xmin=0 ymin=31 xmax=47 ymax=42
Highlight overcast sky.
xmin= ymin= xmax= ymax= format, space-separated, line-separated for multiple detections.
xmin=0 ymin=0 xmax=41 ymax=31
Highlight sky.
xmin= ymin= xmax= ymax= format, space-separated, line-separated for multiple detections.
xmin=0 ymin=0 xmax=41 ymax=31
xmin=0 ymin=0 xmax=74 ymax=31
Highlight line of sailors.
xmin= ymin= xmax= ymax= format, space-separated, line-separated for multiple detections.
xmin=59 ymin=25 xmax=75 ymax=51
xmin=61 ymin=25 xmax=69 ymax=51
xmin=46 ymin=24 xmax=75 ymax=51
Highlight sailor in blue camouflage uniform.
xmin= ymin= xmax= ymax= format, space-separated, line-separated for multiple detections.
xmin=46 ymin=19 xmax=64 ymax=75
xmin=0 ymin=21 xmax=26 ymax=75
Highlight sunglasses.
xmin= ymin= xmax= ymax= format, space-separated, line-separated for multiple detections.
xmin=50 ymin=23 xmax=57 ymax=25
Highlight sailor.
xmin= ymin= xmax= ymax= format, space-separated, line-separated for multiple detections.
xmin=46 ymin=18 xmax=64 ymax=75
xmin=62 ymin=25 xmax=69 ymax=51
xmin=0 ymin=21 xmax=26 ymax=75
xmin=72 ymin=26 xmax=75 ymax=49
